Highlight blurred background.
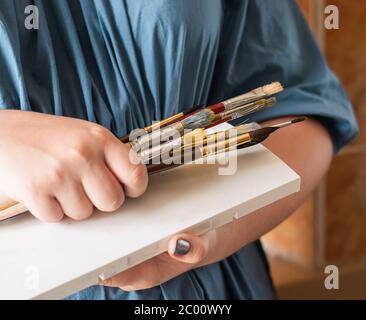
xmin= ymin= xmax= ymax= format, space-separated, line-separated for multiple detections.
xmin=263 ymin=0 xmax=366 ymax=299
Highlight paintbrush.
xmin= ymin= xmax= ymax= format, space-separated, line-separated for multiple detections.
xmin=207 ymin=82 xmax=283 ymax=113
xmin=146 ymin=98 xmax=275 ymax=162
xmin=119 ymin=105 xmax=204 ymax=143
xmin=247 ymin=117 xmax=307 ymax=144
xmin=207 ymin=97 xmax=276 ymax=128
xmin=130 ymin=97 xmax=276 ymax=153
xmin=129 ymin=108 xmax=217 ymax=152
xmin=151 ymin=122 xmax=261 ymax=164
xmin=143 ymin=121 xmax=263 ymax=163
xmin=148 ymin=117 xmax=307 ymax=171
xmin=139 ymin=128 xmax=206 ymax=163
xmin=125 ymin=82 xmax=283 ymax=148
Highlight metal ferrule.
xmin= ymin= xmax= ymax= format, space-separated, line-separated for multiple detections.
xmin=200 ymin=133 xmax=251 ymax=157
xmin=133 ymin=122 xmax=185 ymax=152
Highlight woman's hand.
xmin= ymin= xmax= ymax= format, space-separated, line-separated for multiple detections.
xmin=0 ymin=110 xmax=148 ymax=222
xmin=99 ymin=230 xmax=217 ymax=291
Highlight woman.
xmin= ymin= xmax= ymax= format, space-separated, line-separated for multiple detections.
xmin=0 ymin=0 xmax=358 ymax=299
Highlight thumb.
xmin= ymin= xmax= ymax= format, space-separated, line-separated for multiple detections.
xmin=167 ymin=233 xmax=210 ymax=265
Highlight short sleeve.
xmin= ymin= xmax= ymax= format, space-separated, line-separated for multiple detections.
xmin=208 ymin=0 xmax=358 ymax=153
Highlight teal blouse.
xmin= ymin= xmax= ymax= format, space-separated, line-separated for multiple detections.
xmin=0 ymin=0 xmax=358 ymax=299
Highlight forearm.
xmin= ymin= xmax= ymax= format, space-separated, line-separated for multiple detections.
xmin=200 ymin=116 xmax=333 ymax=266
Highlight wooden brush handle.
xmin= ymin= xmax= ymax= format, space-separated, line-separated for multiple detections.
xmin=0 ymin=197 xmax=28 ymax=222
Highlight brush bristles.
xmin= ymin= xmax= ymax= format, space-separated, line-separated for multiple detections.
xmin=291 ymin=117 xmax=307 ymax=124
xmin=262 ymin=82 xmax=284 ymax=96
xmin=229 ymin=97 xmax=276 ymax=119
xmin=182 ymin=109 xmax=216 ymax=129
xmin=264 ymin=97 xmax=277 ymax=108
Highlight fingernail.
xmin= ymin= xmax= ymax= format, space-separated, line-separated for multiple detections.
xmin=174 ymin=239 xmax=191 ymax=256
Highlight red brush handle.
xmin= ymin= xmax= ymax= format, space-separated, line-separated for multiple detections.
xmin=207 ymin=102 xmax=225 ymax=114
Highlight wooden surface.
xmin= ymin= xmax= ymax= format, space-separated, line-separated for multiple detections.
xmin=0 ymin=138 xmax=300 ymax=299
xmin=324 ymin=0 xmax=366 ymax=263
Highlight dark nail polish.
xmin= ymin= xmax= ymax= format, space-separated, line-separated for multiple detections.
xmin=174 ymin=239 xmax=191 ymax=256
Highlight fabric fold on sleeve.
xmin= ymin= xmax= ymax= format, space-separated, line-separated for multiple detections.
xmin=208 ymin=0 xmax=358 ymax=153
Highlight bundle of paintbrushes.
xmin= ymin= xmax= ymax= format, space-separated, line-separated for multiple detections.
xmin=122 ymin=82 xmax=287 ymax=168
xmin=122 ymin=82 xmax=283 ymax=150
xmin=0 ymin=82 xmax=307 ymax=221
xmin=144 ymin=117 xmax=306 ymax=174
